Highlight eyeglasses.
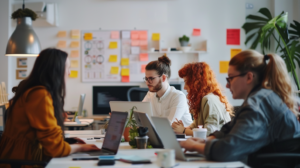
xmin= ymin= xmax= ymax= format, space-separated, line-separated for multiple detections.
xmin=143 ymin=76 xmax=161 ymax=83
xmin=226 ymin=72 xmax=248 ymax=84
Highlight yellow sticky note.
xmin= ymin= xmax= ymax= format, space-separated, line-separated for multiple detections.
xmin=84 ymin=33 xmax=93 ymax=40
xmin=220 ymin=61 xmax=229 ymax=73
xmin=57 ymin=31 xmax=66 ymax=38
xmin=230 ymin=48 xmax=242 ymax=58
xmin=152 ymin=33 xmax=160 ymax=41
xmin=109 ymin=55 xmax=118 ymax=62
xmin=109 ymin=42 xmax=118 ymax=49
xmin=71 ymin=29 xmax=80 ymax=39
xmin=57 ymin=41 xmax=66 ymax=48
xmin=121 ymin=68 xmax=130 ymax=76
xmin=69 ymin=70 xmax=78 ymax=78
xmin=121 ymin=58 xmax=129 ymax=66
xmin=70 ymin=60 xmax=79 ymax=68
xmin=70 ymin=41 xmax=80 ymax=48
xmin=110 ymin=66 xmax=119 ymax=74
xmin=70 ymin=50 xmax=79 ymax=58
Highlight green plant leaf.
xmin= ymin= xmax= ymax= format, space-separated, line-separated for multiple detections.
xmin=289 ymin=20 xmax=300 ymax=39
xmin=246 ymin=15 xmax=270 ymax=22
xmin=245 ymin=33 xmax=257 ymax=45
xmin=258 ymin=8 xmax=273 ymax=20
xmin=242 ymin=22 xmax=265 ymax=34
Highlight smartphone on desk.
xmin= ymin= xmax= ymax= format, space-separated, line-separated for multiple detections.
xmin=72 ymin=157 xmax=99 ymax=161
xmin=118 ymin=158 xmax=151 ymax=164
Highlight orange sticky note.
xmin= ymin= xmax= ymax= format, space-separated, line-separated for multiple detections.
xmin=152 ymin=33 xmax=160 ymax=41
xmin=139 ymin=53 xmax=148 ymax=61
xmin=70 ymin=50 xmax=79 ymax=58
xmin=69 ymin=70 xmax=78 ymax=78
xmin=121 ymin=68 xmax=130 ymax=76
xmin=70 ymin=41 xmax=80 ymax=48
xmin=192 ymin=28 xmax=201 ymax=36
xmin=57 ymin=31 xmax=67 ymax=38
xmin=139 ymin=31 xmax=147 ymax=40
xmin=111 ymin=31 xmax=120 ymax=39
xmin=70 ymin=60 xmax=79 ymax=68
xmin=141 ymin=64 xmax=147 ymax=73
xmin=131 ymin=31 xmax=139 ymax=40
xmin=230 ymin=48 xmax=242 ymax=58
xmin=139 ymin=40 xmax=148 ymax=46
xmin=84 ymin=33 xmax=93 ymax=40
xmin=71 ymin=30 xmax=80 ymax=39
xmin=121 ymin=76 xmax=130 ymax=82
xmin=131 ymin=40 xmax=139 ymax=46
xmin=57 ymin=41 xmax=66 ymax=48
xmin=219 ymin=61 xmax=229 ymax=73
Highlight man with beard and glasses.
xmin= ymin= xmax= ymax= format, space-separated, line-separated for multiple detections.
xmin=142 ymin=55 xmax=192 ymax=127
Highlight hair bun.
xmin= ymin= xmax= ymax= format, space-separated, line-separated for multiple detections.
xmin=158 ymin=54 xmax=171 ymax=66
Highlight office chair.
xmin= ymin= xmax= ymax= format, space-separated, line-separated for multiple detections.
xmin=248 ymin=137 xmax=300 ymax=168
xmin=127 ymin=87 xmax=149 ymax=101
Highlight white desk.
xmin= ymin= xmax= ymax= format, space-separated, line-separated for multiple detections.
xmin=47 ymin=133 xmax=249 ymax=168
xmin=64 ymin=119 xmax=94 ymax=129
xmin=65 ymin=130 xmax=104 ymax=138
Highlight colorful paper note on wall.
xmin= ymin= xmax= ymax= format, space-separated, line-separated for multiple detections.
xmin=230 ymin=48 xmax=242 ymax=58
xmin=70 ymin=50 xmax=79 ymax=58
xmin=122 ymin=31 xmax=130 ymax=39
xmin=57 ymin=41 xmax=66 ymax=48
xmin=139 ymin=53 xmax=148 ymax=61
xmin=70 ymin=60 xmax=79 ymax=68
xmin=71 ymin=30 xmax=80 ymax=39
xmin=121 ymin=58 xmax=129 ymax=66
xmin=70 ymin=41 xmax=80 ymax=48
xmin=84 ymin=33 xmax=93 ymax=40
xmin=109 ymin=42 xmax=118 ymax=49
xmin=141 ymin=64 xmax=147 ymax=73
xmin=131 ymin=31 xmax=139 ymax=40
xmin=121 ymin=76 xmax=130 ymax=82
xmin=131 ymin=47 xmax=140 ymax=54
xmin=57 ymin=31 xmax=67 ymax=38
xmin=139 ymin=40 xmax=148 ymax=46
xmin=121 ymin=68 xmax=130 ymax=76
xmin=109 ymin=55 xmax=118 ymax=62
xmin=226 ymin=29 xmax=240 ymax=45
xmin=131 ymin=40 xmax=139 ymax=46
xmin=111 ymin=31 xmax=120 ymax=39
xmin=110 ymin=66 xmax=119 ymax=74
xmin=219 ymin=61 xmax=229 ymax=73
xmin=69 ymin=70 xmax=78 ymax=78
xmin=139 ymin=31 xmax=148 ymax=40
xmin=192 ymin=28 xmax=201 ymax=36
xmin=152 ymin=33 xmax=160 ymax=41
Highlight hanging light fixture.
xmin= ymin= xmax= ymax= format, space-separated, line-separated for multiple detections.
xmin=5 ymin=0 xmax=41 ymax=57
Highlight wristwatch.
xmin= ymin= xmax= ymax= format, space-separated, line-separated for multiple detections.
xmin=183 ymin=128 xmax=186 ymax=134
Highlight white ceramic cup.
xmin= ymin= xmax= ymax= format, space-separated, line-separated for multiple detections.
xmin=156 ymin=149 xmax=175 ymax=168
xmin=193 ymin=127 xmax=207 ymax=139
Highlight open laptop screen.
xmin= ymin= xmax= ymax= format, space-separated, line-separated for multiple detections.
xmin=101 ymin=111 xmax=128 ymax=153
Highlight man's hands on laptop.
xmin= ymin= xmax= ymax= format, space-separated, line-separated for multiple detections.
xmin=70 ymin=144 xmax=101 ymax=154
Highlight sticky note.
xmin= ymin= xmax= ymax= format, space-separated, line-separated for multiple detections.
xmin=70 ymin=41 xmax=80 ymax=48
xmin=84 ymin=33 xmax=93 ymax=40
xmin=111 ymin=31 xmax=120 ymax=39
xmin=141 ymin=64 xmax=147 ymax=73
xmin=71 ymin=29 xmax=80 ymax=39
xmin=109 ymin=55 xmax=118 ymax=62
xmin=131 ymin=47 xmax=140 ymax=54
xmin=219 ymin=61 xmax=229 ymax=73
xmin=121 ymin=58 xmax=129 ymax=66
xmin=152 ymin=33 xmax=160 ymax=41
xmin=70 ymin=60 xmax=79 ymax=68
xmin=121 ymin=68 xmax=130 ymax=76
xmin=122 ymin=31 xmax=130 ymax=39
xmin=122 ymin=76 xmax=130 ymax=82
xmin=193 ymin=28 xmax=201 ymax=36
xmin=139 ymin=31 xmax=148 ymax=40
xmin=69 ymin=70 xmax=78 ymax=78
xmin=70 ymin=50 xmax=79 ymax=58
xmin=131 ymin=40 xmax=139 ymax=46
xmin=227 ymin=29 xmax=240 ymax=45
xmin=139 ymin=40 xmax=148 ymax=46
xmin=57 ymin=41 xmax=66 ymax=48
xmin=57 ymin=31 xmax=66 ymax=38
xmin=139 ymin=53 xmax=148 ymax=61
xmin=131 ymin=31 xmax=139 ymax=40
xmin=230 ymin=48 xmax=242 ymax=58
xmin=110 ymin=66 xmax=119 ymax=74
xmin=109 ymin=42 xmax=118 ymax=49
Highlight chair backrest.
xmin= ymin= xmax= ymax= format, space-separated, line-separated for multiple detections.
xmin=127 ymin=88 xmax=149 ymax=101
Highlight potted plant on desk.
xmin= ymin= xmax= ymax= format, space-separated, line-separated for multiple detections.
xmin=123 ymin=106 xmax=138 ymax=143
xmin=179 ymin=35 xmax=191 ymax=52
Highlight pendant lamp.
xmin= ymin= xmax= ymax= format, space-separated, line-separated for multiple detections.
xmin=5 ymin=0 xmax=41 ymax=57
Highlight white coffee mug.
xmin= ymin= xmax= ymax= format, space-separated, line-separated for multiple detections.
xmin=193 ymin=127 xmax=207 ymax=139
xmin=156 ymin=149 xmax=175 ymax=168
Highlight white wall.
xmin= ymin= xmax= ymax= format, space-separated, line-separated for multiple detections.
xmin=3 ymin=0 xmax=299 ymax=116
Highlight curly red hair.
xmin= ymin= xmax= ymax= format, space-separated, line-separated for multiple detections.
xmin=179 ymin=62 xmax=233 ymax=120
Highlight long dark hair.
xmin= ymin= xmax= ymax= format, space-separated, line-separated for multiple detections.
xmin=9 ymin=48 xmax=68 ymax=133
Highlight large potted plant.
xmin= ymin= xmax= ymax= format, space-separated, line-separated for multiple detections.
xmin=123 ymin=106 xmax=138 ymax=143
xmin=242 ymin=8 xmax=300 ymax=90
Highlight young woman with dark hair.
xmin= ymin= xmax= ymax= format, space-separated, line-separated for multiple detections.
xmin=0 ymin=48 xmax=99 ymax=163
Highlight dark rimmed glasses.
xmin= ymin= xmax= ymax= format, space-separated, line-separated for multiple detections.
xmin=143 ymin=76 xmax=161 ymax=83
xmin=226 ymin=72 xmax=248 ymax=84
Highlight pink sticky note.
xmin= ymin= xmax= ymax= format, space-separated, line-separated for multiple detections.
xmin=111 ymin=31 xmax=120 ymax=39
xmin=227 ymin=29 xmax=240 ymax=45
xmin=139 ymin=40 xmax=148 ymax=46
xmin=139 ymin=31 xmax=148 ymax=40
xmin=122 ymin=76 xmax=130 ymax=82
xmin=140 ymin=53 xmax=148 ymax=61
xmin=131 ymin=31 xmax=139 ymax=40
xmin=193 ymin=29 xmax=201 ymax=36
xmin=131 ymin=40 xmax=139 ymax=46
xmin=141 ymin=64 xmax=147 ymax=73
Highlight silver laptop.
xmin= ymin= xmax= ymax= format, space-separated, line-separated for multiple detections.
xmin=151 ymin=117 xmax=204 ymax=161
xmin=109 ymin=101 xmax=153 ymax=116
xmin=133 ymin=111 xmax=163 ymax=148
xmin=84 ymin=111 xmax=128 ymax=156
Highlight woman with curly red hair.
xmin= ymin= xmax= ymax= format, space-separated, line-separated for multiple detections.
xmin=172 ymin=62 xmax=232 ymax=136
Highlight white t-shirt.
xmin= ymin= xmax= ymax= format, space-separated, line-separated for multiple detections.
xmin=142 ymin=86 xmax=193 ymax=126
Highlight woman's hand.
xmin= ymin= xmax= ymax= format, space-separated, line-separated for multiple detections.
xmin=180 ymin=138 xmax=205 ymax=154
xmin=172 ymin=121 xmax=185 ymax=134
xmin=70 ymin=144 xmax=101 ymax=154
xmin=73 ymin=137 xmax=86 ymax=144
